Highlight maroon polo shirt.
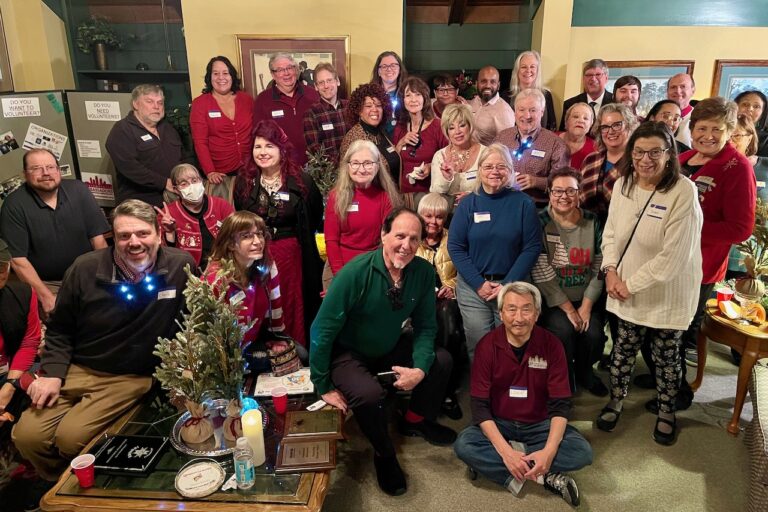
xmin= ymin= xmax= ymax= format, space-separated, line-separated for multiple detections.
xmin=470 ymin=324 xmax=571 ymax=424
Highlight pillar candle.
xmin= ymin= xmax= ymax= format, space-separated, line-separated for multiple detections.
xmin=241 ymin=408 xmax=266 ymax=466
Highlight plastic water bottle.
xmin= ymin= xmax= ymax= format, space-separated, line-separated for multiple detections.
xmin=234 ymin=437 xmax=255 ymax=489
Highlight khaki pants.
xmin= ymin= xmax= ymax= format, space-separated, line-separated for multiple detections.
xmin=12 ymin=364 xmax=152 ymax=480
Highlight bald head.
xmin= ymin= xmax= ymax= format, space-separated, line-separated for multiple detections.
xmin=478 ymin=66 xmax=501 ymax=103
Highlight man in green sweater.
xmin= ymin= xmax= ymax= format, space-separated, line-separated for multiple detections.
xmin=310 ymin=207 xmax=456 ymax=496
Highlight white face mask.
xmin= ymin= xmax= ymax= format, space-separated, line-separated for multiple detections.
xmin=179 ymin=181 xmax=205 ymax=203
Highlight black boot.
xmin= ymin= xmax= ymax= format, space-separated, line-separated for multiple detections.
xmin=373 ymin=453 xmax=407 ymax=496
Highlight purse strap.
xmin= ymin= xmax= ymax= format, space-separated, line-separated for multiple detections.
xmin=615 ymin=189 xmax=656 ymax=269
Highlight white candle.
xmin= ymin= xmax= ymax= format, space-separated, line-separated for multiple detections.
xmin=241 ymin=409 xmax=266 ymax=466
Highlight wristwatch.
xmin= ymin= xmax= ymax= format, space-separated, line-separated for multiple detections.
xmin=602 ymin=266 xmax=617 ymax=273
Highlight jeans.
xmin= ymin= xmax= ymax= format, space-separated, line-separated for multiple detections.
xmin=454 ymin=418 xmax=593 ymax=488
xmin=455 ymin=274 xmax=500 ymax=359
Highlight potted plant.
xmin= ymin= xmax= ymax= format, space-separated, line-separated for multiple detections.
xmin=76 ymin=15 xmax=123 ymax=70
xmin=735 ymin=198 xmax=768 ymax=300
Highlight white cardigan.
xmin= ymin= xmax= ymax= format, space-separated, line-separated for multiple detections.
xmin=430 ymin=144 xmax=486 ymax=197
xmin=602 ymin=176 xmax=703 ymax=330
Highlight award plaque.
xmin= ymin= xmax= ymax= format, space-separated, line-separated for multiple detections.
xmin=284 ymin=409 xmax=344 ymax=440
xmin=275 ymin=438 xmax=336 ymax=474
xmin=93 ymin=435 xmax=169 ymax=476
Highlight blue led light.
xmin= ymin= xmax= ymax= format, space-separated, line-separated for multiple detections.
xmin=147 ymin=284 xmax=155 ymax=291
xmin=126 ymin=293 xmax=134 ymax=300
xmin=120 ymin=285 xmax=128 ymax=293
xmin=240 ymin=397 xmax=260 ymax=415
xmin=513 ymin=137 xmax=534 ymax=161
xmin=144 ymin=276 xmax=152 ymax=283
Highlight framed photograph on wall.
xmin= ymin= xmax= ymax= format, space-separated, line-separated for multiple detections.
xmin=711 ymin=60 xmax=768 ymax=100
xmin=0 ymin=9 xmax=14 ymax=92
xmin=605 ymin=60 xmax=695 ymax=117
xmin=236 ymin=35 xmax=350 ymax=99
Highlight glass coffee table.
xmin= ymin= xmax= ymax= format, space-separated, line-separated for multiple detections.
xmin=41 ymin=393 xmax=329 ymax=511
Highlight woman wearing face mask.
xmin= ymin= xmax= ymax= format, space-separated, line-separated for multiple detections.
xmin=508 ymin=50 xmax=556 ymax=131
xmin=156 ymin=163 xmax=234 ymax=268
xmin=645 ymin=100 xmax=690 ymax=155
xmin=734 ymin=90 xmax=768 ymax=156
xmin=559 ymin=103 xmax=596 ymax=170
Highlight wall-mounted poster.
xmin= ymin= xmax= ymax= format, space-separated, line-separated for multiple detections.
xmin=605 ymin=60 xmax=695 ymax=118
xmin=711 ymin=60 xmax=768 ymax=100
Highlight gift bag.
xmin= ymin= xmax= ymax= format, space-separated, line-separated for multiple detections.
xmin=222 ymin=399 xmax=243 ymax=442
xmin=180 ymin=400 xmax=215 ymax=444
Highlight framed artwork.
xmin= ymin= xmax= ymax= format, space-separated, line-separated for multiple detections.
xmin=236 ymin=35 xmax=350 ymax=98
xmin=0 ymin=9 xmax=13 ymax=92
xmin=711 ymin=60 xmax=768 ymax=100
xmin=605 ymin=60 xmax=695 ymax=117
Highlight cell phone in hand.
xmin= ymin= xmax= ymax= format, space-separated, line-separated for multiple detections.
xmin=376 ymin=371 xmax=399 ymax=386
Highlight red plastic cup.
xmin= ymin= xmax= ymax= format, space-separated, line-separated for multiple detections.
xmin=70 ymin=454 xmax=95 ymax=488
xmin=272 ymin=386 xmax=288 ymax=415
xmin=717 ymin=288 xmax=734 ymax=303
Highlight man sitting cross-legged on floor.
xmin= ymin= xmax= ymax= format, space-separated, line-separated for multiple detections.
xmin=454 ymin=281 xmax=592 ymax=507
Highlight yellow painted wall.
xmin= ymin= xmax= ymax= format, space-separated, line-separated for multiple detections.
xmin=181 ymin=0 xmax=404 ymax=99
xmin=42 ymin=2 xmax=75 ymax=90
xmin=531 ymin=0 xmax=573 ymax=118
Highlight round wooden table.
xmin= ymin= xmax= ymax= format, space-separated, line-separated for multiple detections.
xmin=691 ymin=304 xmax=768 ymax=435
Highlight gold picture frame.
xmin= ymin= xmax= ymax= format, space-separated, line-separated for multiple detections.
xmin=236 ymin=35 xmax=350 ymax=99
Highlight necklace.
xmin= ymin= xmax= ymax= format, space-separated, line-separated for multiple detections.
xmin=260 ymin=173 xmax=282 ymax=194
xmin=449 ymin=144 xmax=472 ymax=171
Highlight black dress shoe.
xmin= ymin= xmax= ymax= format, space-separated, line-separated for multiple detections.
xmin=652 ymin=415 xmax=677 ymax=446
xmin=399 ymin=418 xmax=457 ymax=445
xmin=441 ymin=396 xmax=463 ymax=420
xmin=373 ymin=454 xmax=407 ymax=496
xmin=596 ymin=405 xmax=621 ymax=432
xmin=645 ymin=394 xmax=692 ymax=414
xmin=633 ymin=374 xmax=655 ymax=389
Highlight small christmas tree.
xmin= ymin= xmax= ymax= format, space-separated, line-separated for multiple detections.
xmin=154 ymin=261 xmax=251 ymax=443
xmin=305 ymin=146 xmax=338 ymax=200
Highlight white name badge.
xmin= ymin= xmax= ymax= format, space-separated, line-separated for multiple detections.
xmin=322 ymin=123 xmax=334 ymax=131
xmin=758 ymin=181 xmax=766 ymax=189
xmin=646 ymin=203 xmax=668 ymax=220
xmin=277 ymin=191 xmax=290 ymax=201
xmin=464 ymin=170 xmax=477 ymax=181
xmin=474 ymin=212 xmax=491 ymax=223
xmin=386 ymin=146 xmax=396 ymax=153
xmin=347 ymin=202 xmax=359 ymax=212
xmin=216 ymin=220 xmax=223 ymax=228
xmin=546 ymin=234 xmax=560 ymax=244
xmin=531 ymin=149 xmax=546 ymax=158
xmin=158 ymin=289 xmax=177 ymax=300
xmin=271 ymin=110 xmax=285 ymax=118
xmin=140 ymin=134 xmax=152 ymax=142
xmin=509 ymin=386 xmax=528 ymax=398
xmin=230 ymin=290 xmax=246 ymax=305
xmin=208 ymin=111 xmax=222 ymax=118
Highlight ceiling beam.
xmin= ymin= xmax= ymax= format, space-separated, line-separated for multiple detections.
xmin=448 ymin=0 xmax=468 ymax=25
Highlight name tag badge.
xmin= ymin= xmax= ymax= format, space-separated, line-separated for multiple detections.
xmin=158 ymin=289 xmax=177 ymax=300
xmin=647 ymin=203 xmax=668 ymax=220
xmin=528 ymin=356 xmax=548 ymax=370
xmin=546 ymin=234 xmax=560 ymax=243
xmin=208 ymin=110 xmax=222 ymax=118
xmin=277 ymin=191 xmax=290 ymax=202
xmin=531 ymin=149 xmax=546 ymax=158
xmin=386 ymin=146 xmax=396 ymax=153
xmin=216 ymin=220 xmax=223 ymax=228
xmin=464 ymin=170 xmax=477 ymax=181
xmin=271 ymin=110 xmax=285 ymax=118
xmin=347 ymin=202 xmax=359 ymax=213
xmin=140 ymin=134 xmax=152 ymax=142
xmin=474 ymin=212 xmax=491 ymax=223
xmin=321 ymin=123 xmax=334 ymax=131
xmin=758 ymin=180 xmax=766 ymax=189
xmin=230 ymin=290 xmax=246 ymax=305
xmin=509 ymin=386 xmax=528 ymax=398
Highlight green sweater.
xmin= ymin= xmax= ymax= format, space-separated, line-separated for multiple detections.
xmin=309 ymin=248 xmax=437 ymax=395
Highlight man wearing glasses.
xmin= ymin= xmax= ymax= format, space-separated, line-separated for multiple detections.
xmin=302 ymin=62 xmax=348 ymax=167
xmin=559 ymin=59 xmax=613 ymax=131
xmin=431 ymin=73 xmax=466 ymax=119
xmin=309 ymin=208 xmax=456 ymax=497
xmin=0 ymin=149 xmax=109 ymax=318
xmin=253 ymin=53 xmax=319 ymax=166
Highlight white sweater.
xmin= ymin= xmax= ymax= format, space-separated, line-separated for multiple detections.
xmin=602 ymin=176 xmax=703 ymax=330
xmin=430 ymin=144 xmax=486 ymax=197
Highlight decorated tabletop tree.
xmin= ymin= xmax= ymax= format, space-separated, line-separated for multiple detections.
xmin=736 ymin=198 xmax=768 ymax=300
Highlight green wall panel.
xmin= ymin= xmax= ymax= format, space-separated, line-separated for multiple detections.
xmin=572 ymin=0 xmax=768 ymax=27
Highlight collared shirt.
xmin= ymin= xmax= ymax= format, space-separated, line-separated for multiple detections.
xmin=469 ymin=93 xmax=516 ymax=146
xmin=0 ymin=180 xmax=109 ymax=281
xmin=303 ymin=98 xmax=348 ymax=167
xmin=586 ymin=91 xmax=606 ymax=116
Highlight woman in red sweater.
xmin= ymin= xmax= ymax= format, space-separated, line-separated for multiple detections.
xmin=323 ymin=140 xmax=402 ymax=288
xmin=190 ymin=56 xmax=254 ymax=203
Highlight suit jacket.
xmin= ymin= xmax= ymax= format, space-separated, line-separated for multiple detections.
xmin=559 ymin=91 xmax=615 ymax=131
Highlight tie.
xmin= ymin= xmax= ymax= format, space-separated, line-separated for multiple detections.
xmin=589 ymin=101 xmax=598 ymax=115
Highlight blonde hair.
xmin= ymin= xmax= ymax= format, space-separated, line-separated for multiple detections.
xmin=440 ymin=104 xmax=475 ymax=141
xmin=417 ymin=192 xmax=449 ymax=217
xmin=509 ymin=50 xmax=544 ymax=95
xmin=474 ymin=143 xmax=516 ymax=193
xmin=592 ymin=103 xmax=639 ymax=152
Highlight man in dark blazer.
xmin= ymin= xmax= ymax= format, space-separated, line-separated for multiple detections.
xmin=559 ymin=59 xmax=613 ymax=131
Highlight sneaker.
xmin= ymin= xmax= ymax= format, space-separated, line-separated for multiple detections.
xmin=399 ymin=418 xmax=457 ymax=446
xmin=440 ymin=396 xmax=463 ymax=420
xmin=373 ymin=454 xmax=407 ymax=496
xmin=543 ymin=472 xmax=580 ymax=507
xmin=684 ymin=348 xmax=698 ymax=367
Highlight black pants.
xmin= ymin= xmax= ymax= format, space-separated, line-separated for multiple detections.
xmin=435 ymin=298 xmax=467 ymax=398
xmin=329 ymin=332 xmax=452 ymax=456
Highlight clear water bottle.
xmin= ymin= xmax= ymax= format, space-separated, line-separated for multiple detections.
xmin=233 ymin=437 xmax=255 ymax=489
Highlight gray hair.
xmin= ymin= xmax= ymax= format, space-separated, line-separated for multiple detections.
xmin=583 ymin=59 xmax=609 ymax=77
xmin=170 ymin=163 xmax=201 ymax=185
xmin=417 ymin=192 xmax=449 ymax=217
xmin=514 ymin=87 xmax=546 ymax=111
xmin=474 ymin=143 xmax=516 ymax=193
xmin=269 ymin=53 xmax=297 ymax=72
xmin=509 ymin=50 xmax=543 ymax=95
xmin=497 ymin=281 xmax=542 ymax=312
xmin=131 ymin=84 xmax=163 ymax=104
xmin=111 ymin=199 xmax=158 ymax=231
xmin=592 ymin=102 xmax=639 ymax=151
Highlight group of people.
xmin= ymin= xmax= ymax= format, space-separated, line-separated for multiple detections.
xmin=0 ymin=48 xmax=764 ymax=510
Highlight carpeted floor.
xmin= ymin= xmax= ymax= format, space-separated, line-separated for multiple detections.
xmin=324 ymin=341 xmax=750 ymax=511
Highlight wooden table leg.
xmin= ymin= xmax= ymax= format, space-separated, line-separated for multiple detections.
xmin=729 ymin=338 xmax=759 ymax=436
xmin=691 ymin=324 xmax=708 ymax=391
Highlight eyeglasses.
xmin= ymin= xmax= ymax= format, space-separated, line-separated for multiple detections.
xmin=26 ymin=165 xmax=60 ymax=174
xmin=584 ymin=72 xmax=605 ymax=79
xmin=386 ymin=284 xmax=403 ymax=310
xmin=176 ymin=177 xmax=201 ymax=188
xmin=349 ymin=160 xmax=377 ymax=171
xmin=436 ymin=87 xmax=457 ymax=94
xmin=659 ymin=112 xmax=682 ymax=122
xmin=236 ymin=230 xmax=265 ymax=244
xmin=271 ymin=66 xmax=295 ymax=75
xmin=730 ymin=133 xmax=752 ymax=140
xmin=480 ymin=164 xmax=510 ymax=172
xmin=550 ymin=187 xmax=579 ymax=197
xmin=315 ymin=78 xmax=337 ymax=87
xmin=631 ymin=148 xmax=669 ymax=160
xmin=378 ymin=63 xmax=400 ymax=71
xmin=598 ymin=121 xmax=624 ymax=133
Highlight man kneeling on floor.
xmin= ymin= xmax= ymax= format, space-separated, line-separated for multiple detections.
xmin=454 ymin=281 xmax=592 ymax=507
xmin=309 ymin=207 xmax=456 ymax=496
xmin=12 ymin=199 xmax=195 ymax=502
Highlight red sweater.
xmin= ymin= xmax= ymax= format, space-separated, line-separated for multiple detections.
xmin=393 ymin=119 xmax=448 ymax=193
xmin=165 ymin=196 xmax=235 ymax=265
xmin=0 ymin=289 xmax=40 ymax=372
xmin=324 ymin=186 xmax=393 ymax=274
xmin=190 ymin=91 xmax=254 ymax=174
xmin=566 ymin=136 xmax=595 ymax=171
xmin=680 ymin=143 xmax=756 ymax=283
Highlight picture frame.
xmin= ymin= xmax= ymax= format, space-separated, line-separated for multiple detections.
xmin=605 ymin=60 xmax=695 ymax=117
xmin=711 ymin=59 xmax=768 ymax=100
xmin=0 ymin=9 xmax=14 ymax=92
xmin=236 ymin=35 xmax=350 ymax=99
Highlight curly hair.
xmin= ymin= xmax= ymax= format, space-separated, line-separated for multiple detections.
xmin=345 ymin=82 xmax=393 ymax=128
xmin=202 ymin=56 xmax=241 ymax=94
xmin=237 ymin=120 xmax=306 ymax=204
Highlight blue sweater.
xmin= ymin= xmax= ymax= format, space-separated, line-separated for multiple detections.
xmin=447 ymin=186 xmax=541 ymax=290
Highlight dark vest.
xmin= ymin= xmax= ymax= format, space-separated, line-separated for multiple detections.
xmin=0 ymin=281 xmax=33 ymax=360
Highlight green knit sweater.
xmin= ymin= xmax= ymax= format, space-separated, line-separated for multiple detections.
xmin=309 ymin=248 xmax=437 ymax=395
